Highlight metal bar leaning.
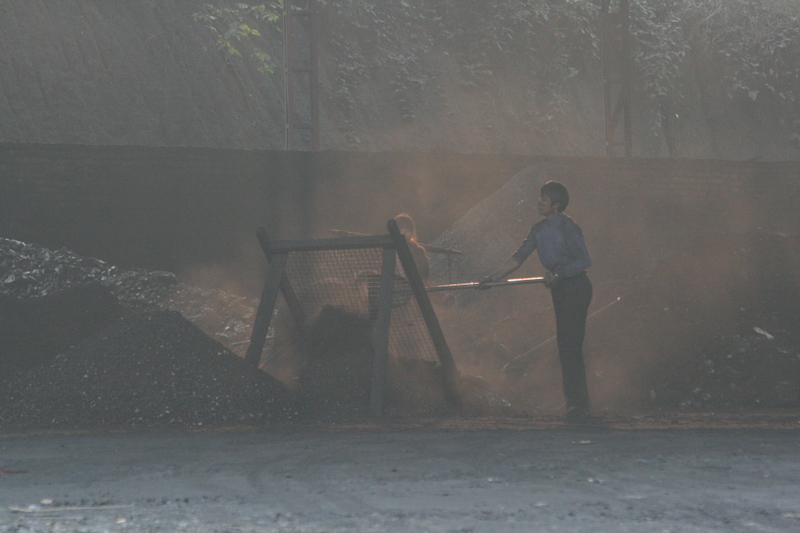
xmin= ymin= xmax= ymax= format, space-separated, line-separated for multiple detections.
xmin=426 ymin=276 xmax=546 ymax=292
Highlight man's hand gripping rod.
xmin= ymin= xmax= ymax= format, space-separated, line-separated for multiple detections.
xmin=426 ymin=276 xmax=545 ymax=292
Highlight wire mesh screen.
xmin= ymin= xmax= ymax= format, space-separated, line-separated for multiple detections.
xmin=280 ymin=246 xmax=441 ymax=364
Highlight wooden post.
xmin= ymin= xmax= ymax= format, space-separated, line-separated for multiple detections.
xmin=256 ymin=227 xmax=305 ymax=327
xmin=245 ymin=251 xmax=288 ymax=368
xmin=387 ymin=219 xmax=460 ymax=407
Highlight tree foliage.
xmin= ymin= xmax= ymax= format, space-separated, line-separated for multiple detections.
xmin=629 ymin=0 xmax=800 ymax=146
xmin=193 ymin=0 xmax=800 ymax=150
xmin=192 ymin=2 xmax=283 ymax=73
xmin=320 ymin=0 xmax=600 ymax=131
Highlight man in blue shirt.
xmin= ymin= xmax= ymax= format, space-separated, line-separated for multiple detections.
xmin=481 ymin=181 xmax=593 ymax=420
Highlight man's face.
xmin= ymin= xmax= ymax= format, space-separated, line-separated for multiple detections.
xmin=537 ymin=194 xmax=559 ymax=217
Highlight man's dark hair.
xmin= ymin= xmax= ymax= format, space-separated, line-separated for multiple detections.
xmin=540 ymin=181 xmax=569 ymax=212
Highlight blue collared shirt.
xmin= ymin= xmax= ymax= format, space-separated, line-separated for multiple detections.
xmin=511 ymin=212 xmax=591 ymax=279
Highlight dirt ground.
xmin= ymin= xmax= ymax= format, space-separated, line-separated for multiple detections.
xmin=2 ymin=415 xmax=799 ymax=533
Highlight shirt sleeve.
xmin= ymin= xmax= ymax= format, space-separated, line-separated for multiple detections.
xmin=511 ymin=222 xmax=542 ymax=265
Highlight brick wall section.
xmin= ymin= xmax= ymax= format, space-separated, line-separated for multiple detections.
xmin=1 ymin=143 xmax=798 ymax=274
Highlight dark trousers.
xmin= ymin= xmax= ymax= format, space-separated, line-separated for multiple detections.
xmin=550 ymin=271 xmax=592 ymax=413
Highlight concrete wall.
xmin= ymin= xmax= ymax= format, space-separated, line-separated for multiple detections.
xmin=2 ymin=143 xmax=798 ymax=286
xmin=0 ymin=143 xmax=534 ymax=275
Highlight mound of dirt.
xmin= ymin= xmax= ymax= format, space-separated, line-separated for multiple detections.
xmin=0 ymin=310 xmax=291 ymax=431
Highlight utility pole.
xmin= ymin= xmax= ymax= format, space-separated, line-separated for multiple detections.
xmin=601 ymin=0 xmax=632 ymax=157
xmin=283 ymin=0 xmax=319 ymax=150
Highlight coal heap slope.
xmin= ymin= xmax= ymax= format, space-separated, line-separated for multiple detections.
xmin=0 ymin=237 xmax=176 ymax=304
xmin=0 ymin=311 xmax=291 ymax=431
xmin=0 ymin=237 xmax=498 ymax=429
xmin=0 ymin=237 xmax=257 ymax=353
xmin=1 ymin=283 xmax=123 ymax=377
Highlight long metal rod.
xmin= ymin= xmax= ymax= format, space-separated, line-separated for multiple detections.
xmin=426 ymin=276 xmax=545 ymax=292
xmin=502 ymin=297 xmax=622 ymax=372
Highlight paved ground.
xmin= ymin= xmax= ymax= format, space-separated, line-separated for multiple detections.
xmin=2 ymin=414 xmax=799 ymax=533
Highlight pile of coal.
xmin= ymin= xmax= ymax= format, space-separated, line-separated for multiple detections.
xmin=0 ymin=283 xmax=123 ymax=377
xmin=0 ymin=311 xmax=291 ymax=430
xmin=1 ymin=237 xmax=258 ymax=352
xmin=0 ymin=237 xmax=296 ymax=430
xmin=0 ymin=237 xmax=477 ymax=429
xmin=0 ymin=237 xmax=177 ymax=306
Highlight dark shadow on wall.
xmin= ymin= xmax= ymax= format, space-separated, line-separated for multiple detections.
xmin=0 ymin=144 xmax=536 ymax=294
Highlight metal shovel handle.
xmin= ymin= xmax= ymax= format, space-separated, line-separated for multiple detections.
xmin=426 ymin=276 xmax=546 ymax=292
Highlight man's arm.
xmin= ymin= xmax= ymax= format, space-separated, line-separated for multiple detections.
xmin=480 ymin=257 xmax=522 ymax=286
xmin=480 ymin=222 xmax=539 ymax=287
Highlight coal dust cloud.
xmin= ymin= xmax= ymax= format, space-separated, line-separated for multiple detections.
xmin=426 ymin=165 xmax=800 ymax=415
xmin=168 ymin=161 xmax=800 ymax=420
